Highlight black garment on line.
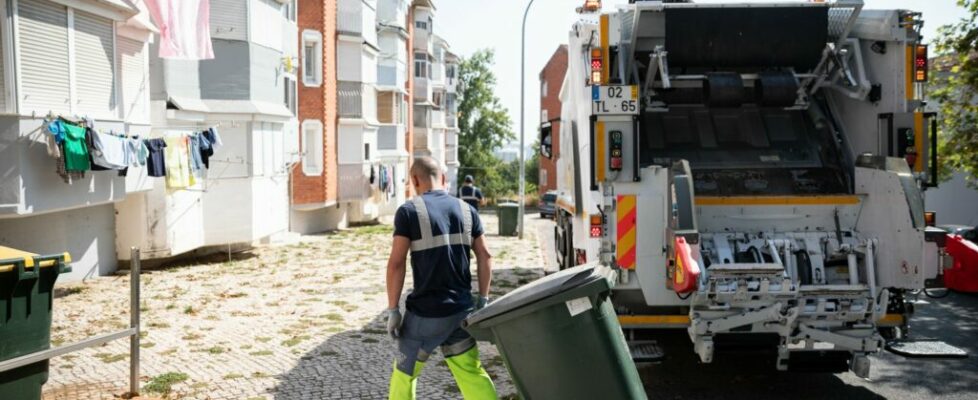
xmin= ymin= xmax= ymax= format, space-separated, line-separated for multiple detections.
xmin=144 ymin=138 xmax=167 ymax=177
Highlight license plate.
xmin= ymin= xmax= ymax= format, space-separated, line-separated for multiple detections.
xmin=592 ymin=85 xmax=640 ymax=115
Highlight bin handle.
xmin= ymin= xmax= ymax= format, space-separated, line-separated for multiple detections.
xmin=18 ymin=260 xmax=39 ymax=281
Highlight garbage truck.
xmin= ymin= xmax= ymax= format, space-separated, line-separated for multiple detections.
xmin=544 ymin=0 xmax=958 ymax=377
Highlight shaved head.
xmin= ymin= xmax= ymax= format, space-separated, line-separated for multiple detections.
xmin=411 ymin=156 xmax=444 ymax=180
xmin=410 ymin=156 xmax=446 ymax=192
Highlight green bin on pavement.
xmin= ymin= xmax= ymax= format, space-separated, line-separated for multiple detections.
xmin=0 ymin=246 xmax=72 ymax=400
xmin=463 ymin=265 xmax=646 ymax=400
xmin=497 ymin=203 xmax=519 ymax=236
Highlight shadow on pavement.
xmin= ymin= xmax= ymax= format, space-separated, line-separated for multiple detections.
xmin=273 ymin=267 xmax=549 ymax=399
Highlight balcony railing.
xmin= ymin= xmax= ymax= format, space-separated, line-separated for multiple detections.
xmin=446 ymin=144 xmax=458 ymax=164
xmin=338 ymin=81 xmax=363 ymax=119
xmin=338 ymin=164 xmax=371 ymax=201
xmin=446 ymin=115 xmax=457 ymax=128
xmin=432 ymin=109 xmax=445 ymax=128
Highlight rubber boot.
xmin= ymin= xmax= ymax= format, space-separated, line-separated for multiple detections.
xmin=388 ymin=360 xmax=425 ymax=400
xmin=445 ymin=347 xmax=498 ymax=400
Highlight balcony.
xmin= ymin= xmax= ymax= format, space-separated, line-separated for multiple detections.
xmin=432 ymin=109 xmax=446 ymax=128
xmin=338 ymin=163 xmax=371 ymax=201
xmin=415 ymin=77 xmax=431 ymax=102
xmin=377 ymin=0 xmax=408 ymax=29
xmin=446 ymin=144 xmax=458 ymax=165
xmin=377 ymin=61 xmax=406 ymax=88
xmin=339 ymin=81 xmax=377 ymax=122
xmin=338 ymin=0 xmax=378 ymax=46
xmin=378 ymin=125 xmax=406 ymax=152
xmin=446 ymin=114 xmax=457 ymax=129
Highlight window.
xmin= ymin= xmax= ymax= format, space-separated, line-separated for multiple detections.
xmin=282 ymin=0 xmax=296 ymax=22
xmin=541 ymin=169 xmax=548 ymax=185
xmin=400 ymin=95 xmax=408 ymax=125
xmin=284 ymin=77 xmax=296 ymax=115
xmin=414 ymin=52 xmax=428 ymax=78
xmin=541 ymin=80 xmax=548 ymax=97
xmin=364 ymin=143 xmax=371 ymax=161
xmin=415 ymin=20 xmax=427 ymax=30
xmin=301 ymin=120 xmax=324 ymax=176
xmin=302 ymin=30 xmax=323 ymax=87
xmin=541 ymin=109 xmax=548 ymax=123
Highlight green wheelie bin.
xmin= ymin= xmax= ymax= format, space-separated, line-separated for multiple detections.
xmin=0 ymin=246 xmax=72 ymax=400
xmin=463 ymin=265 xmax=646 ymax=400
xmin=497 ymin=203 xmax=519 ymax=237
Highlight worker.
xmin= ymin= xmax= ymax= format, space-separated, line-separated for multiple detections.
xmin=458 ymin=175 xmax=485 ymax=210
xmin=385 ymin=156 xmax=497 ymax=400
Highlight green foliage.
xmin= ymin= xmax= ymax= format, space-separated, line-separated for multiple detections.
xmin=144 ymin=372 xmax=189 ymax=395
xmin=932 ymin=0 xmax=978 ymax=186
xmin=457 ymin=49 xmax=516 ymax=198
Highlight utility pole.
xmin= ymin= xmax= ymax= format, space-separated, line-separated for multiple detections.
xmin=519 ymin=0 xmax=537 ymax=239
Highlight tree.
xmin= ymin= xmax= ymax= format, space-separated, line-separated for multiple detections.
xmin=933 ymin=0 xmax=978 ymax=185
xmin=457 ymin=49 xmax=516 ymax=199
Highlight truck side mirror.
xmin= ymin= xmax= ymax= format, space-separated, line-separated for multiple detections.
xmin=540 ymin=123 xmax=553 ymax=159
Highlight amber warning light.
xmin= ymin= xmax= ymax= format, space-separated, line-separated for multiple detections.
xmin=914 ymin=45 xmax=928 ymax=82
xmin=591 ymin=49 xmax=603 ymax=84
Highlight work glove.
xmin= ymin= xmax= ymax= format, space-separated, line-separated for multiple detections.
xmin=386 ymin=308 xmax=403 ymax=338
xmin=476 ymin=296 xmax=490 ymax=311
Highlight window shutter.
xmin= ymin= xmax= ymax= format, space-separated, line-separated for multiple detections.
xmin=18 ymin=0 xmax=70 ymax=115
xmin=73 ymin=9 xmax=115 ymax=118
xmin=0 ymin=15 xmax=6 ymax=112
xmin=210 ymin=0 xmax=247 ymax=41
xmin=118 ymin=37 xmax=147 ymax=123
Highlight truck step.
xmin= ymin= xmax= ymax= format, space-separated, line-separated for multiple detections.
xmin=628 ymin=340 xmax=665 ymax=363
xmin=885 ymin=339 xmax=968 ymax=359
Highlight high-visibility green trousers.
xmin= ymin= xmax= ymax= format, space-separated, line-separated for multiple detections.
xmin=388 ymin=346 xmax=498 ymax=400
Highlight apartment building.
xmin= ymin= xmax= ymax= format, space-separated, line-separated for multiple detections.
xmin=538 ymin=45 xmax=567 ymax=194
xmin=410 ymin=1 xmax=457 ymax=192
xmin=375 ymin=0 xmax=412 ymax=215
xmin=115 ymin=0 xmax=299 ymax=263
xmin=291 ymin=0 xmax=340 ymax=233
xmin=0 ymin=0 xmax=154 ymax=281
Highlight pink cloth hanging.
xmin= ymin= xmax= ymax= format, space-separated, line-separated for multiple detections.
xmin=143 ymin=0 xmax=214 ymax=60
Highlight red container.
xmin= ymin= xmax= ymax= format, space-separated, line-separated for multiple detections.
xmin=944 ymin=235 xmax=978 ymax=293
xmin=673 ymin=236 xmax=701 ymax=294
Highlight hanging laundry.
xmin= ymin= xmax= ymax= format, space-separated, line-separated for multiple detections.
xmin=369 ymin=165 xmax=376 ymax=184
xmin=204 ymin=127 xmax=223 ymax=149
xmin=143 ymin=0 xmax=215 ymax=60
xmin=164 ymin=135 xmax=195 ymax=189
xmin=188 ymin=134 xmax=205 ymax=174
xmin=144 ymin=138 xmax=168 ymax=177
xmin=198 ymin=131 xmax=214 ymax=168
xmin=43 ymin=120 xmax=64 ymax=159
xmin=91 ymin=131 xmax=130 ymax=170
xmin=61 ymin=123 xmax=91 ymax=172
xmin=126 ymin=138 xmax=149 ymax=167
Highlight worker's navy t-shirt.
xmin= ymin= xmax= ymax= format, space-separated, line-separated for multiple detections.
xmin=394 ymin=190 xmax=484 ymax=318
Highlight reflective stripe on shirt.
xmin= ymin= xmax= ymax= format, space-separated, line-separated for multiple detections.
xmin=410 ymin=196 xmax=473 ymax=252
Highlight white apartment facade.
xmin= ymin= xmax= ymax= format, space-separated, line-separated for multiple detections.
xmin=0 ymin=0 xmax=154 ymax=281
xmin=115 ymin=0 xmax=299 ymax=263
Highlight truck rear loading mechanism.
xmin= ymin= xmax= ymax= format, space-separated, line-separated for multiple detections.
xmin=547 ymin=0 xmax=965 ymax=377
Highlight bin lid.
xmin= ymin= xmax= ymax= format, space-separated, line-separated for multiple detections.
xmin=498 ymin=203 xmax=519 ymax=208
xmin=0 ymin=246 xmax=71 ymax=273
xmin=464 ymin=264 xmax=610 ymax=327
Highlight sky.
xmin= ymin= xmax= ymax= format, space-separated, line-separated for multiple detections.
xmin=434 ymin=0 xmax=966 ymax=149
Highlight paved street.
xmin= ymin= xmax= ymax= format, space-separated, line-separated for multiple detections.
xmin=42 ymin=214 xmax=551 ymax=400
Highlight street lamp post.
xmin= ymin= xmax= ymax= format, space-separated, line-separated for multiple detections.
xmin=519 ymin=0 xmax=537 ymax=240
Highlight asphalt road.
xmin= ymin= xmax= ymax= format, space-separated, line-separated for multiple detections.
xmin=534 ymin=217 xmax=978 ymax=400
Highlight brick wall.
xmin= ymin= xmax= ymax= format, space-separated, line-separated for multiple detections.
xmin=292 ymin=0 xmax=338 ymax=205
xmin=538 ymin=45 xmax=568 ymax=195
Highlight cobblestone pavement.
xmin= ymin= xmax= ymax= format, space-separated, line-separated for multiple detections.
xmin=42 ymin=214 xmax=553 ymax=400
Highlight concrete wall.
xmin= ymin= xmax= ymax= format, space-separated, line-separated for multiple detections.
xmin=926 ymin=173 xmax=978 ymax=227
xmin=0 ymin=203 xmax=116 ymax=282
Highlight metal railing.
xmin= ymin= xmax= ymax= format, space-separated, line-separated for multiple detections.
xmin=0 ymin=248 xmax=142 ymax=396
xmin=338 ymin=81 xmax=363 ymax=119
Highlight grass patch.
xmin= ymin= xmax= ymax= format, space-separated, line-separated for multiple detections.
xmin=144 ymin=372 xmax=189 ymax=395
xmin=319 ymin=350 xmax=339 ymax=357
xmin=182 ymin=333 xmax=203 ymax=341
xmin=255 ymin=336 xmax=272 ymax=343
xmin=362 ymin=338 xmax=379 ymax=344
xmin=147 ymin=321 xmax=170 ymax=329
xmin=281 ymin=336 xmax=311 ymax=347
xmin=140 ymin=342 xmax=156 ymax=348
xmin=94 ymin=353 xmax=127 ymax=363
xmin=249 ymin=350 xmax=274 ymax=356
xmin=324 ymin=313 xmax=343 ymax=322
xmin=183 ymin=305 xmax=197 ymax=315
xmin=205 ymin=346 xmax=225 ymax=354
xmin=223 ymin=373 xmax=244 ymax=380
xmin=251 ymin=371 xmax=271 ymax=379
xmin=240 ymin=344 xmax=253 ymax=350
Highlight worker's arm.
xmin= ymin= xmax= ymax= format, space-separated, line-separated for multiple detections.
xmin=386 ymin=235 xmax=411 ymax=309
xmin=472 ymin=235 xmax=493 ymax=297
